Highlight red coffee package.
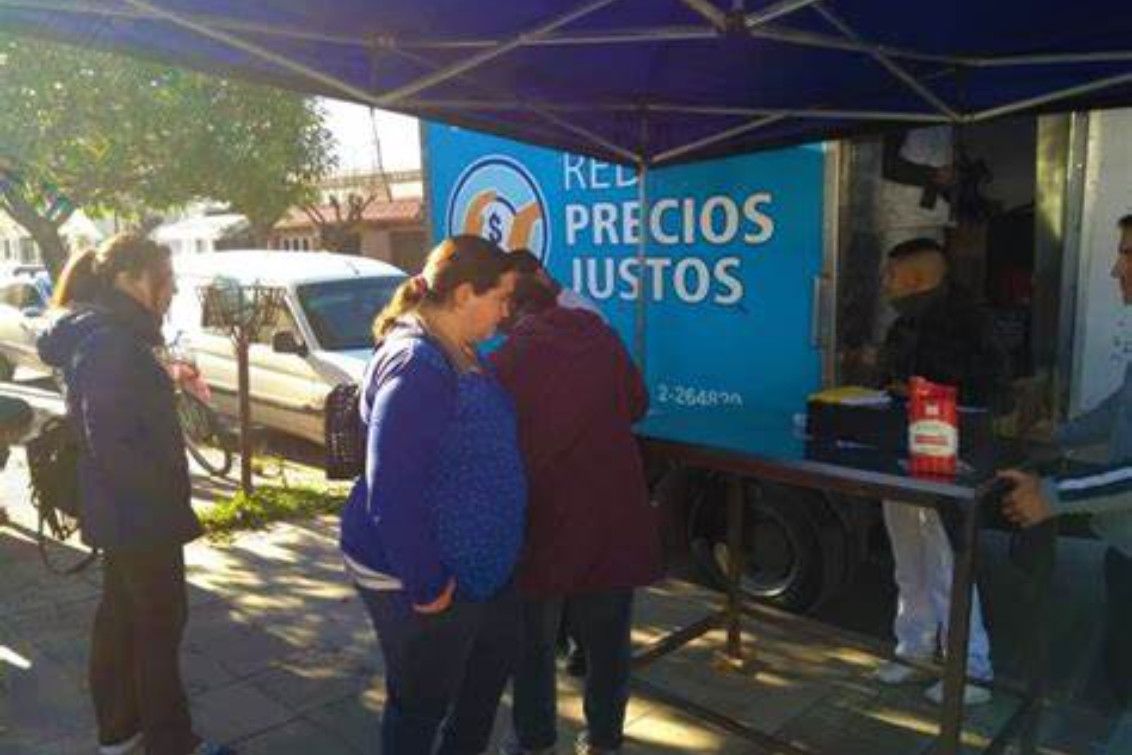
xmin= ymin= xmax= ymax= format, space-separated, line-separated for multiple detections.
xmin=908 ymin=376 xmax=959 ymax=478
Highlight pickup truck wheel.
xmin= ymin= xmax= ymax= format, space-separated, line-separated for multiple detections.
xmin=688 ymin=477 xmax=846 ymax=613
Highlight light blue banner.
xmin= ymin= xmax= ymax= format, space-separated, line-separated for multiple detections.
xmin=424 ymin=123 xmax=825 ymax=446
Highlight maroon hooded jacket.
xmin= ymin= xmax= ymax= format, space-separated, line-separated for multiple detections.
xmin=491 ymin=306 xmax=662 ymax=597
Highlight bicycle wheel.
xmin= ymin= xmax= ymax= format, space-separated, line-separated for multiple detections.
xmin=36 ymin=499 xmax=98 ymax=575
xmin=177 ymin=392 xmax=234 ymax=478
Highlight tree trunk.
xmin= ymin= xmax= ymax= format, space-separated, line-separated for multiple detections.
xmin=0 ymin=188 xmax=70 ymax=281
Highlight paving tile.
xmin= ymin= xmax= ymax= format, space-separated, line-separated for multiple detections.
xmin=623 ymin=704 xmax=761 ymax=755
xmin=190 ymin=679 xmax=296 ymax=743
xmin=237 ymin=719 xmax=360 ymax=755
xmin=0 ymin=626 xmax=94 ymax=752
xmin=242 ymin=647 xmax=375 ymax=714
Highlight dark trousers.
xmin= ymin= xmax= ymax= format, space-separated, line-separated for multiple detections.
xmin=512 ymin=590 xmax=634 ymax=751
xmin=1104 ymin=547 xmax=1132 ymax=704
xmin=357 ymin=585 xmax=522 ymax=755
xmin=90 ymin=546 xmax=199 ymax=755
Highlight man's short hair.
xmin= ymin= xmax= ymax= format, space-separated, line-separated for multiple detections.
xmin=887 ymin=237 xmax=946 ymax=261
xmin=1118 ymin=214 xmax=1132 ymax=231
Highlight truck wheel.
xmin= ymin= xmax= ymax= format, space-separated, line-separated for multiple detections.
xmin=688 ymin=477 xmax=850 ymax=613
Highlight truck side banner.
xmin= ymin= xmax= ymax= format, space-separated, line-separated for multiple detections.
xmin=424 ymin=123 xmax=825 ymax=445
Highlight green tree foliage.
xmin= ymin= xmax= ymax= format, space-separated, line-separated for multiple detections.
xmin=0 ymin=34 xmax=336 ymax=277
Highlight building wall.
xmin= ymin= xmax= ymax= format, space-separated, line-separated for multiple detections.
xmin=361 ymin=228 xmax=393 ymax=262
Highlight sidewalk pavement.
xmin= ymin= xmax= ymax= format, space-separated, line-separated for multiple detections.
xmin=2 ymin=384 xmax=1129 ymax=755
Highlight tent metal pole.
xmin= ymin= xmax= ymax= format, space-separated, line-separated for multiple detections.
xmin=679 ymin=0 xmax=730 ymax=32
xmin=679 ymin=0 xmax=828 ymax=36
xmin=813 ymin=3 xmax=959 ymax=120
xmin=635 ymin=157 xmax=649 ymax=368
xmin=393 ymin=23 xmax=964 ymax=66
xmin=402 ymin=98 xmax=948 ymax=123
xmin=0 ymin=0 xmax=982 ymax=68
xmin=376 ymin=0 xmax=624 ymax=106
xmin=386 ymin=44 xmax=640 ymax=164
xmin=745 ymin=0 xmax=824 ymax=29
xmin=969 ymin=51 xmax=1132 ymax=67
xmin=653 ymin=115 xmax=786 ymax=165
xmin=0 ymin=0 xmax=373 ymax=47
xmin=970 ymin=70 xmax=1132 ymax=122
xmin=533 ymin=109 xmax=640 ymax=163
xmin=119 ymin=0 xmax=387 ymax=108
xmin=30 ymin=2 xmax=1132 ymax=71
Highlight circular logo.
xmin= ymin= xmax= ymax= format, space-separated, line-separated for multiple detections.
xmin=446 ymin=155 xmax=550 ymax=265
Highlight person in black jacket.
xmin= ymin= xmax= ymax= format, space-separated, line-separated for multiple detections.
xmin=872 ymin=237 xmax=1008 ymax=706
xmin=37 ymin=234 xmax=233 ymax=755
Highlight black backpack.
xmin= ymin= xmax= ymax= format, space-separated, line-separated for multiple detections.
xmin=324 ymin=381 xmax=364 ymax=480
xmin=323 ymin=333 xmax=458 ymax=481
xmin=26 ymin=414 xmax=83 ymax=521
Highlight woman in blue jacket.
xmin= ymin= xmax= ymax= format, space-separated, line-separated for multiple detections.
xmin=340 ymin=235 xmax=526 ymax=755
xmin=38 ymin=234 xmax=231 ymax=755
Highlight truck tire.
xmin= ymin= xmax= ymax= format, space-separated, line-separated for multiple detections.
xmin=687 ymin=476 xmax=852 ymax=613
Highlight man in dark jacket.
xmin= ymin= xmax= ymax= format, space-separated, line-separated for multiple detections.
xmin=873 ymin=237 xmax=1008 ymax=706
xmin=38 ymin=234 xmax=229 ymax=755
xmin=492 ymin=274 xmax=661 ymax=755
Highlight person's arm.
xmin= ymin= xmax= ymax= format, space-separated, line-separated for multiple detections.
xmin=1000 ymin=463 xmax=1132 ymax=529
xmin=364 ymin=350 xmax=456 ymax=607
xmin=882 ymin=132 xmax=941 ymax=187
xmin=79 ymin=336 xmax=173 ymax=502
xmin=1041 ymin=461 xmax=1132 ymax=516
xmin=1055 ymin=390 xmax=1121 ymax=448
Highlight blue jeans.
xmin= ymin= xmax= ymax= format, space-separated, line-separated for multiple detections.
xmin=512 ymin=590 xmax=634 ymax=751
xmin=357 ymin=585 xmax=522 ymax=755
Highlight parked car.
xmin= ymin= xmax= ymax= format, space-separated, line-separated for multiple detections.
xmin=0 ymin=271 xmax=53 ymax=381
xmin=169 ymin=251 xmax=406 ymax=444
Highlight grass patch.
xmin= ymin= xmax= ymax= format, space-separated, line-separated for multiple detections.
xmin=199 ymin=485 xmax=347 ymax=539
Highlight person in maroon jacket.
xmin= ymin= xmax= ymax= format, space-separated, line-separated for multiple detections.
xmin=491 ymin=273 xmax=661 ymax=755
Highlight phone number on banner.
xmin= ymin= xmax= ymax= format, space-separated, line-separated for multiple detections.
xmin=656 ymin=384 xmax=745 ymax=408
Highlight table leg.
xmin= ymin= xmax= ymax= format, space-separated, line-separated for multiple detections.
xmin=725 ymin=474 xmax=746 ymax=660
xmin=938 ymin=496 xmax=982 ymax=755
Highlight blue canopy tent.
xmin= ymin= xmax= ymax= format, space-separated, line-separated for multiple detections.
xmin=1 ymin=0 xmax=1132 ymax=165
xmin=4 ymin=4 xmax=1129 ymax=754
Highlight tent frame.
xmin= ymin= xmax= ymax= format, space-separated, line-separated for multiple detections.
xmin=5 ymin=0 xmax=1132 ymax=164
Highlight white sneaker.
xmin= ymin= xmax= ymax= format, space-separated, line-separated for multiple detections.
xmin=98 ymin=732 xmax=144 ymax=755
xmin=925 ymin=680 xmax=992 ymax=706
xmin=871 ymin=659 xmax=933 ymax=685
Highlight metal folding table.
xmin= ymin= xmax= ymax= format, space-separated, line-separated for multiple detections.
xmin=632 ymin=420 xmax=1038 ymax=755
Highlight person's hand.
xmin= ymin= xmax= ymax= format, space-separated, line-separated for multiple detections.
xmin=413 ymin=578 xmax=456 ymax=615
xmin=998 ymin=470 xmax=1056 ymax=528
xmin=933 ymin=165 xmax=957 ymax=189
xmin=886 ymin=381 xmax=909 ymax=398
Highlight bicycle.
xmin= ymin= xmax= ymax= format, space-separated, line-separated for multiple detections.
xmin=165 ymin=338 xmax=234 ymax=479
xmin=177 ymin=387 xmax=234 ymax=478
xmin=25 ymin=413 xmax=100 ymax=575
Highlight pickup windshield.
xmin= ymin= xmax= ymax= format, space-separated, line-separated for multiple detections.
xmin=297 ymin=276 xmax=405 ymax=351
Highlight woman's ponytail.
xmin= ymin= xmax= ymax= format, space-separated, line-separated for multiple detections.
xmin=373 ymin=276 xmax=429 ymax=339
xmin=52 ymin=248 xmax=102 ymax=308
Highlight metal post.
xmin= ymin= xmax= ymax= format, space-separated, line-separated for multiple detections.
xmin=236 ymin=331 xmax=253 ymax=496
xmin=937 ymin=496 xmax=981 ymax=754
xmin=725 ymin=474 xmax=747 ymax=660
xmin=634 ymin=105 xmax=651 ymax=369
